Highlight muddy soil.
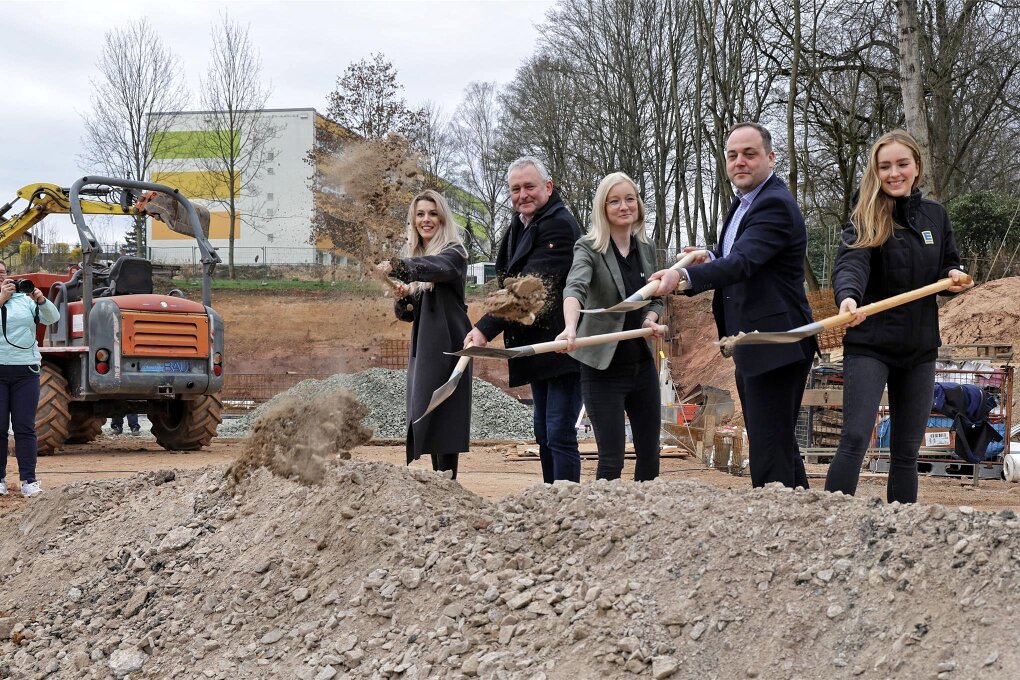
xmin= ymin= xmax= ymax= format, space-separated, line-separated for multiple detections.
xmin=478 ymin=275 xmax=547 ymax=325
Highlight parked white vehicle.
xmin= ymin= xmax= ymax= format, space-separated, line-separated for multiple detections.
xmin=467 ymin=262 xmax=496 ymax=285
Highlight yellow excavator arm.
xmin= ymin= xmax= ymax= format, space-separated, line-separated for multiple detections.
xmin=0 ymin=183 xmax=137 ymax=249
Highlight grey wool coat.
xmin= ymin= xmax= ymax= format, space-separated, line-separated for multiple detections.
xmin=562 ymin=236 xmax=664 ymax=370
xmin=392 ymin=246 xmax=472 ymax=463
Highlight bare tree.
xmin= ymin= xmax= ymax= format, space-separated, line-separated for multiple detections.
xmin=451 ymin=81 xmax=508 ymax=259
xmin=896 ymin=0 xmax=936 ymax=195
xmin=326 ymin=53 xmax=424 ymax=140
xmin=79 ymin=18 xmax=189 ymax=256
xmin=417 ymin=100 xmax=456 ymax=190
xmin=197 ymin=13 xmax=278 ymax=278
xmin=500 ymin=53 xmax=598 ymax=227
xmin=918 ymin=0 xmax=1020 ymax=198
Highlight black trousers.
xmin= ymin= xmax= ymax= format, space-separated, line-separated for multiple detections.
xmin=825 ymin=355 xmax=935 ymax=503
xmin=735 ymin=358 xmax=812 ymax=488
xmin=580 ymin=357 xmax=660 ymax=482
xmin=0 ymin=364 xmax=41 ymax=483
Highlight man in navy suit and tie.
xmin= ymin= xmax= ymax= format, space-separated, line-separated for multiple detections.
xmin=652 ymin=122 xmax=816 ymax=488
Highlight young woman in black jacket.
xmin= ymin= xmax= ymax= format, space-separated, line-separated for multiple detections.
xmin=824 ymin=130 xmax=972 ymax=503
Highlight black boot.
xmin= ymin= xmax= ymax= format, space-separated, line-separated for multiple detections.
xmin=430 ymin=453 xmax=459 ymax=480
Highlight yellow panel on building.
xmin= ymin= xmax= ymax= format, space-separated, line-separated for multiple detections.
xmin=152 ymin=212 xmax=239 ymax=240
xmin=151 ymin=171 xmax=236 ymax=200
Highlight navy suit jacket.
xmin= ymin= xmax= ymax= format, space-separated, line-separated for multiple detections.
xmin=685 ymin=174 xmax=817 ymax=377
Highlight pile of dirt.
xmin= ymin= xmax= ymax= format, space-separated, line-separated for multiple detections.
xmin=2 ymin=462 xmax=1020 ymax=679
xmin=666 ymin=293 xmax=738 ymax=412
xmin=939 ymin=277 xmax=1020 ymax=416
xmin=479 ymin=275 xmax=548 ymax=325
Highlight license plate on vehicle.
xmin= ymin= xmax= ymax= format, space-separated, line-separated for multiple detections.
xmin=139 ymin=360 xmax=192 ymax=373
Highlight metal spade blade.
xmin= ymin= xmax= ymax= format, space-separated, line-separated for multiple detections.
xmin=413 ymin=354 xmax=472 ymax=424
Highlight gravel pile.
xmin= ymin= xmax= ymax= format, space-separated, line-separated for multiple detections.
xmin=218 ymin=368 xmax=535 ymax=441
xmin=2 ymin=463 xmax=1020 ymax=678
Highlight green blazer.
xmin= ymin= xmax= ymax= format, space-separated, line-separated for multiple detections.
xmin=562 ymin=236 xmax=664 ymax=370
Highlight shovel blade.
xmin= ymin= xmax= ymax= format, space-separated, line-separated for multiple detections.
xmin=579 ymin=299 xmax=653 ymax=314
xmin=413 ymin=375 xmax=463 ymax=424
xmin=721 ymin=330 xmax=815 ymax=346
xmin=447 ymin=346 xmax=523 ymax=359
xmin=716 ymin=325 xmax=821 ymax=357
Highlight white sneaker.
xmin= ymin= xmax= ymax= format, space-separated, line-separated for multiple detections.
xmin=21 ymin=481 xmax=41 ymax=498
xmin=0 ymin=479 xmax=7 ymax=495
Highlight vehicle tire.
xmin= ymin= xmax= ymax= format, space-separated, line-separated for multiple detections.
xmin=66 ymin=410 xmax=106 ymax=445
xmin=150 ymin=394 xmax=222 ymax=451
xmin=36 ymin=363 xmax=71 ymax=455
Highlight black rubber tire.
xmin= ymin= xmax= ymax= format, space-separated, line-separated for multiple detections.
xmin=36 ymin=363 xmax=71 ymax=455
xmin=150 ymin=394 xmax=222 ymax=451
xmin=66 ymin=412 xmax=106 ymax=445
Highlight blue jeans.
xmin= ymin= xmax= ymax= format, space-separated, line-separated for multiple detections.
xmin=531 ymin=374 xmax=582 ymax=483
xmin=112 ymin=414 xmax=140 ymax=430
xmin=824 ymin=355 xmax=935 ymax=503
xmin=0 ymin=364 xmax=41 ymax=483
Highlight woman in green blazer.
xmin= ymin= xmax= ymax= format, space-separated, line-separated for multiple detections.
xmin=557 ymin=172 xmax=664 ymax=481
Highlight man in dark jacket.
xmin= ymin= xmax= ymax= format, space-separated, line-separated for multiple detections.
xmin=465 ymin=157 xmax=583 ymax=483
xmin=651 ymin=123 xmax=816 ymax=489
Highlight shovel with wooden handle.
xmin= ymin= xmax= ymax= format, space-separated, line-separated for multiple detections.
xmin=449 ymin=325 xmax=667 ymax=360
xmin=579 ymin=249 xmax=710 ymax=314
xmin=716 ymin=275 xmax=972 ymax=356
xmin=414 ymin=344 xmax=472 ymax=424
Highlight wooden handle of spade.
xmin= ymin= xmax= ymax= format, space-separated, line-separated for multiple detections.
xmin=819 ymin=275 xmax=972 ymax=331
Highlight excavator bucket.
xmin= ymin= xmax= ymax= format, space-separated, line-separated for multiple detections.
xmin=136 ymin=191 xmax=211 ymax=237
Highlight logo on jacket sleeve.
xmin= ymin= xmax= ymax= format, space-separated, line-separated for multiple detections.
xmin=922 ymin=230 xmax=934 ymax=245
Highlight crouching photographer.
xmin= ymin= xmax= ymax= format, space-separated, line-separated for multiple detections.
xmin=0 ymin=260 xmax=59 ymax=498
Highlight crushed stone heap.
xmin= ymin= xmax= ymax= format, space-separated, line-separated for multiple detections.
xmin=219 ymin=367 xmax=535 ymax=441
xmin=2 ymin=461 xmax=1020 ymax=679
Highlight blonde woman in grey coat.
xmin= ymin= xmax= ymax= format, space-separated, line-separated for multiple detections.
xmin=557 ymin=172 xmax=664 ymax=481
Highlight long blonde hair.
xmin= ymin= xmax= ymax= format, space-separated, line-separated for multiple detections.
xmin=849 ymin=129 xmax=924 ymax=249
xmin=586 ymin=172 xmax=648 ymax=254
xmin=404 ymin=190 xmax=466 ymax=294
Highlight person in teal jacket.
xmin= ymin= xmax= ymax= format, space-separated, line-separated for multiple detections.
xmin=0 ymin=261 xmax=59 ymax=498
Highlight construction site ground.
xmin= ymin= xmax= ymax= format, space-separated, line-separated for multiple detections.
xmin=2 ymin=437 xmax=1018 ymax=520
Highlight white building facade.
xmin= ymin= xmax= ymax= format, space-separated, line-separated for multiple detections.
xmin=147 ymin=108 xmax=324 ymax=266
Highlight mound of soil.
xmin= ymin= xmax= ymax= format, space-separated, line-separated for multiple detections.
xmin=939 ymin=277 xmax=1020 ymax=417
xmin=3 ymin=463 xmax=1019 ymax=678
xmin=666 ymin=293 xmax=738 ymax=413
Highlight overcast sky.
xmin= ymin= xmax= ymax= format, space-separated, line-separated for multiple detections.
xmin=1 ymin=0 xmax=555 ymax=244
